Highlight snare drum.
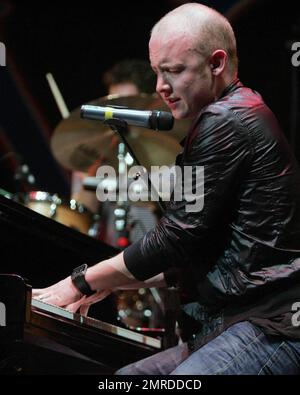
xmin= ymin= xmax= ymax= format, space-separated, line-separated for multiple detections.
xmin=25 ymin=191 xmax=93 ymax=235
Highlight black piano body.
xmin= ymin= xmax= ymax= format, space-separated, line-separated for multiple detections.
xmin=0 ymin=196 xmax=162 ymax=373
xmin=0 ymin=194 xmax=119 ymax=324
xmin=0 ymin=194 xmax=118 ymax=287
xmin=0 ymin=274 xmax=161 ymax=374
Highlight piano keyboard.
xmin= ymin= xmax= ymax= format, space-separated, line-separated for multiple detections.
xmin=31 ymin=298 xmax=161 ymax=349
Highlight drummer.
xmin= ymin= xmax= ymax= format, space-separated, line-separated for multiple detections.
xmin=71 ymin=59 xmax=157 ymax=245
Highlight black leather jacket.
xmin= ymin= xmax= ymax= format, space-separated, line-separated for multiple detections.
xmin=125 ymin=79 xmax=300 ymax=318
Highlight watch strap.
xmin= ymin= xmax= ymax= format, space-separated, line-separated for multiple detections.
xmin=71 ymin=264 xmax=95 ymax=296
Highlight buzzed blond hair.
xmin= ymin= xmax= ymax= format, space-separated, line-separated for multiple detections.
xmin=151 ymin=3 xmax=238 ymax=75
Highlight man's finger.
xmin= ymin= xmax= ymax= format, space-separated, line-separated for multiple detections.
xmin=79 ymin=304 xmax=90 ymax=317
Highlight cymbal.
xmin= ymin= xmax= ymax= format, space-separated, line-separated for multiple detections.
xmin=51 ymin=94 xmax=191 ymax=172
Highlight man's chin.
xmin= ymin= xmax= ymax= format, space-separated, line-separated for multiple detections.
xmin=170 ymin=108 xmax=185 ymax=120
xmin=172 ymin=110 xmax=193 ymax=120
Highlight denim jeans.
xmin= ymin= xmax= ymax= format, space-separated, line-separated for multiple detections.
xmin=115 ymin=321 xmax=300 ymax=375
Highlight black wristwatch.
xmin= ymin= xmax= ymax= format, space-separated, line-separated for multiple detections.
xmin=71 ymin=264 xmax=95 ymax=296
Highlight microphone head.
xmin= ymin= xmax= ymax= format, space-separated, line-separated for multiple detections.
xmin=80 ymin=105 xmax=85 ymax=118
xmin=149 ymin=110 xmax=174 ymax=130
xmin=151 ymin=111 xmax=174 ymax=131
xmin=158 ymin=111 xmax=174 ymax=131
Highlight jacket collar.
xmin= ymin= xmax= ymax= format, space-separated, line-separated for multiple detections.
xmin=219 ymin=77 xmax=243 ymax=99
xmin=179 ymin=78 xmax=243 ymax=147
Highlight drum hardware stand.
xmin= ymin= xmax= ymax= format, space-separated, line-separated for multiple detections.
xmin=88 ymin=213 xmax=101 ymax=238
xmin=114 ymin=140 xmax=131 ymax=249
xmin=12 ymin=160 xmax=37 ymax=204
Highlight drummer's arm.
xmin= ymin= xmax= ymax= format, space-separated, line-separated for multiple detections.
xmin=85 ymin=251 xmax=166 ymax=291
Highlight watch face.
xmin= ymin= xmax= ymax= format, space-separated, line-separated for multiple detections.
xmin=72 ymin=264 xmax=87 ymax=277
xmin=71 ymin=263 xmax=94 ymax=296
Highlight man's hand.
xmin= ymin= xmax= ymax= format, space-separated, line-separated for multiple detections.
xmin=33 ymin=276 xmax=80 ymax=306
xmin=32 ymin=276 xmax=112 ymax=316
xmin=32 ymin=251 xmax=163 ymax=316
xmin=66 ymin=289 xmax=112 ymax=316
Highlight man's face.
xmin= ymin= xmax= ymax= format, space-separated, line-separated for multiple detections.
xmin=149 ymin=33 xmax=214 ymax=120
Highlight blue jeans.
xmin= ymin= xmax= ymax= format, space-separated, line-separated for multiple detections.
xmin=115 ymin=321 xmax=300 ymax=375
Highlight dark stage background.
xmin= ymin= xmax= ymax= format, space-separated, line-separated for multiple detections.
xmin=0 ymin=0 xmax=299 ymax=196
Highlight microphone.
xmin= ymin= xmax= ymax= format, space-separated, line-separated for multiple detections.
xmin=80 ymin=105 xmax=174 ymax=131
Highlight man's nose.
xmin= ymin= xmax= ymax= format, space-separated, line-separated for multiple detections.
xmin=156 ymin=75 xmax=171 ymax=96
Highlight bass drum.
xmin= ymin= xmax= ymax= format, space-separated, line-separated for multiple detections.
xmin=24 ymin=191 xmax=94 ymax=235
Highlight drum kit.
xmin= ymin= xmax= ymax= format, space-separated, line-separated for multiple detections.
xmin=24 ymin=191 xmax=94 ymax=235
xmin=4 ymin=93 xmax=190 ymax=331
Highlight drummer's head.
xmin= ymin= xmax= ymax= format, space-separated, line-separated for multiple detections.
xmin=102 ymin=59 xmax=156 ymax=97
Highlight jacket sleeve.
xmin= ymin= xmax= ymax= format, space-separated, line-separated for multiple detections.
xmin=124 ymin=105 xmax=252 ymax=281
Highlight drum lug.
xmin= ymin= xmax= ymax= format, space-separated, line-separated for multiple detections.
xmin=50 ymin=203 xmax=57 ymax=219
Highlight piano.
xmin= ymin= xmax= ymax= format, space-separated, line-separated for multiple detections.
xmin=0 ymin=194 xmax=119 ymax=324
xmin=0 ymin=196 xmax=162 ymax=374
xmin=0 ymin=274 xmax=161 ymax=374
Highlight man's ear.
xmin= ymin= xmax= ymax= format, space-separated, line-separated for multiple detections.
xmin=209 ymin=50 xmax=227 ymax=75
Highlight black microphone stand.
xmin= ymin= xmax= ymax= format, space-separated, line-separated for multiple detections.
xmin=104 ymin=118 xmax=166 ymax=214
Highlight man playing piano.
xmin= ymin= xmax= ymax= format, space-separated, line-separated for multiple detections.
xmin=34 ymin=3 xmax=300 ymax=375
